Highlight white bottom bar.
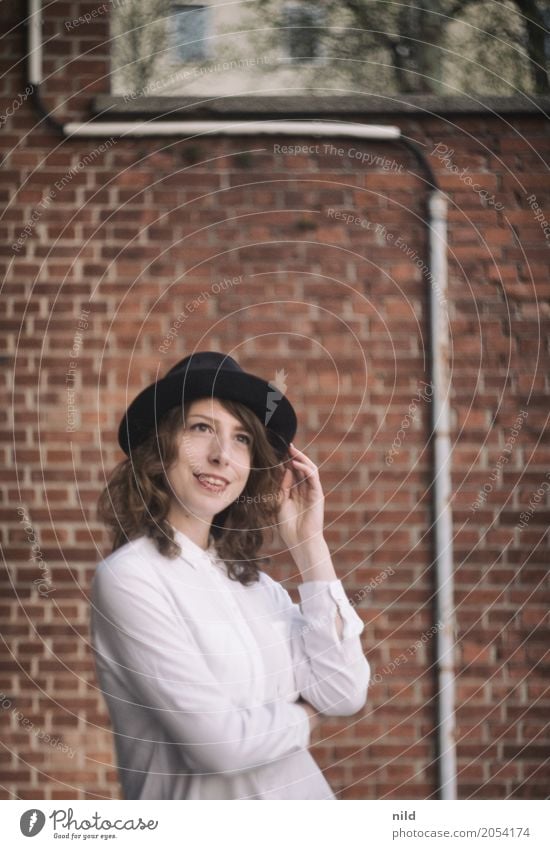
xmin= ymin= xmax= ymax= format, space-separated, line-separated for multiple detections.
xmin=3 ymin=799 xmax=548 ymax=849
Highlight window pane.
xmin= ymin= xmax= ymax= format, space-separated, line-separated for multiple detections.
xmin=283 ymin=4 xmax=323 ymax=63
xmin=172 ymin=4 xmax=210 ymax=62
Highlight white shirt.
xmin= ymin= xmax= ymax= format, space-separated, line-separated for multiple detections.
xmin=90 ymin=527 xmax=370 ymax=800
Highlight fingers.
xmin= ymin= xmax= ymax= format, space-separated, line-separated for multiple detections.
xmin=280 ymin=467 xmax=293 ymax=493
xmin=289 ymin=442 xmax=316 ymax=465
xmin=289 ymin=443 xmax=319 ymax=473
xmin=285 ymin=445 xmax=323 ymax=495
xmin=290 ymin=459 xmax=312 ymax=483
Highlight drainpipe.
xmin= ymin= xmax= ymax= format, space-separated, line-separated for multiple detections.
xmin=61 ymin=119 xmax=400 ymax=139
xmin=429 ymin=192 xmax=455 ymax=800
xmin=27 ymin=0 xmax=455 ymax=800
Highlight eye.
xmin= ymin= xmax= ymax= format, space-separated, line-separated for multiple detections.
xmin=190 ymin=422 xmax=211 ymax=433
xmin=189 ymin=422 xmax=251 ymax=446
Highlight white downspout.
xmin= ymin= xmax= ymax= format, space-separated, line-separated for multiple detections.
xmin=27 ymin=0 xmax=457 ymax=800
xmin=28 ymin=0 xmax=42 ymax=86
xmin=429 ymin=191 xmax=455 ymax=799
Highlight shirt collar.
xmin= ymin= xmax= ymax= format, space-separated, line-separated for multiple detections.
xmin=168 ymin=523 xmax=217 ymax=570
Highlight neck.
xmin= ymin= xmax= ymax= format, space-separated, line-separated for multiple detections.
xmin=167 ymin=508 xmax=211 ymax=550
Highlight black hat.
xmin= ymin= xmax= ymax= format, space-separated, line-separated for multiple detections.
xmin=118 ymin=351 xmax=297 ymax=458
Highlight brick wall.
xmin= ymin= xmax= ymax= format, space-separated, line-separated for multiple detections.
xmin=1 ymin=2 xmax=549 ymax=799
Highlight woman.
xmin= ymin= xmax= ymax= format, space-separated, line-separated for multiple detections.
xmin=91 ymin=351 xmax=370 ymax=800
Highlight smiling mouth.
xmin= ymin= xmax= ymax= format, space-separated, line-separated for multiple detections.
xmin=193 ymin=474 xmax=228 ymax=493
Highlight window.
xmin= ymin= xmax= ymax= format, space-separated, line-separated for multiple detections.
xmin=171 ymin=4 xmax=211 ymax=63
xmin=282 ymin=3 xmax=325 ymax=64
xmin=108 ymin=0 xmax=548 ymax=98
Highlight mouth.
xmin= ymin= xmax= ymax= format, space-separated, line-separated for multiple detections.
xmin=193 ymin=473 xmax=229 ymax=494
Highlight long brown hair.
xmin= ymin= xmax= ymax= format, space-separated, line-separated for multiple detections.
xmin=97 ymin=398 xmax=289 ymax=585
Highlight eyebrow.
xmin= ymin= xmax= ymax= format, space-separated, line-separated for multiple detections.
xmin=187 ymin=413 xmax=253 ymax=435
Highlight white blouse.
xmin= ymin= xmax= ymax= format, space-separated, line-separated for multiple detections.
xmin=90 ymin=527 xmax=370 ymax=800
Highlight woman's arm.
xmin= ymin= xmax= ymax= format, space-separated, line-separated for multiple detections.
xmin=274 ymin=443 xmax=370 ymax=715
xmin=299 ymin=698 xmax=322 ymax=733
xmin=290 ymin=535 xmax=345 ymax=638
xmin=265 ymin=570 xmax=370 ymax=717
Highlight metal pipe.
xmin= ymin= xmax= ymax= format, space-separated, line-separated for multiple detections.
xmin=28 ymin=0 xmax=41 ymax=85
xmin=429 ymin=190 xmax=456 ymax=799
xmin=62 ymin=119 xmax=401 ymax=139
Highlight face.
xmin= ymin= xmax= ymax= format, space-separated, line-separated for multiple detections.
xmin=165 ymin=397 xmax=253 ymax=524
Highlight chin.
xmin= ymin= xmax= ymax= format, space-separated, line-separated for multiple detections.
xmin=196 ymin=490 xmax=234 ymax=511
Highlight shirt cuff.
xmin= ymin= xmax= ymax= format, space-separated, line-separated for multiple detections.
xmin=297 ymin=580 xmax=365 ymax=641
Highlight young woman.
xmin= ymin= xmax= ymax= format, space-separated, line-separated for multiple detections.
xmin=91 ymin=351 xmax=370 ymax=800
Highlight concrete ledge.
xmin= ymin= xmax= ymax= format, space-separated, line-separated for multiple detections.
xmin=92 ymin=94 xmax=550 ymax=120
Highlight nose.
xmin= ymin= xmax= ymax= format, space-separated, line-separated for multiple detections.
xmin=207 ymin=431 xmax=232 ymax=465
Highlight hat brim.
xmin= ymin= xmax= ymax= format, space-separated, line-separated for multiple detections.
xmin=118 ymin=368 xmax=297 ymax=457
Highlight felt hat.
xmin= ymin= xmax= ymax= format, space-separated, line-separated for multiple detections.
xmin=118 ymin=351 xmax=297 ymax=458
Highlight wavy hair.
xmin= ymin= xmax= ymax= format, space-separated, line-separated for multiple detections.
xmin=97 ymin=398 xmax=289 ymax=585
